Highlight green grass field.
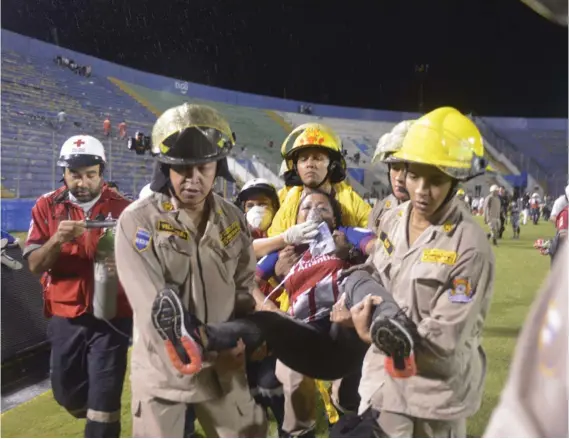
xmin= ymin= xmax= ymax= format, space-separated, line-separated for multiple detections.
xmin=2 ymin=219 xmax=555 ymax=437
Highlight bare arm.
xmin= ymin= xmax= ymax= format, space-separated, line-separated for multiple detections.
xmin=27 ymin=235 xmax=62 ymax=275
xmin=252 ymin=234 xmax=287 ymax=259
xmin=25 ymin=214 xmax=86 ymax=275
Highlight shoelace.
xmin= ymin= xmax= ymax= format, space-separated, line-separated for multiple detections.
xmin=390 ymin=306 xmax=420 ymax=341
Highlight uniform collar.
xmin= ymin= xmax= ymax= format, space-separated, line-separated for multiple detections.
xmin=157 ymin=191 xmax=224 ymax=240
xmin=400 ymin=198 xmax=462 ymax=248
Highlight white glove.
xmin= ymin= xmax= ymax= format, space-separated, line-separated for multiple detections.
xmin=283 ymin=221 xmax=320 ymax=245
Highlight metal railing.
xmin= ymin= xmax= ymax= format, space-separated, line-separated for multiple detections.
xmin=472 ymin=114 xmax=551 ymax=187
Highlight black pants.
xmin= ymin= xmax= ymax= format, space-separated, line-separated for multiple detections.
xmin=49 ymin=314 xmax=132 ymax=438
xmin=340 ymin=269 xmax=400 ymax=318
xmin=206 ymin=269 xmax=399 ymax=352
xmin=499 ymin=213 xmax=506 ymax=238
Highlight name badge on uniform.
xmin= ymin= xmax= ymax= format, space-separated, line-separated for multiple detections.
xmin=220 ymin=221 xmax=240 ymax=247
xmin=421 ymin=249 xmax=457 ymax=265
xmin=134 ymin=227 xmax=151 ymax=252
xmin=378 ymin=231 xmax=394 ymax=255
xmin=156 ymin=220 xmax=189 ymax=240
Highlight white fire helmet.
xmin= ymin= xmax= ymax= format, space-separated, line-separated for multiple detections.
xmin=139 ymin=183 xmax=154 ymax=199
xmin=57 ymin=135 xmax=107 ymax=169
xmin=237 ymin=178 xmax=279 ymax=209
xmin=490 ymin=184 xmax=499 ymax=193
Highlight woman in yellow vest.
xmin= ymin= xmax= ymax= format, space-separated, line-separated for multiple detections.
xmin=261 ymin=123 xmax=371 ymax=436
xmin=253 ymin=123 xmax=371 ymax=261
xmin=269 ymin=123 xmax=371 ymax=237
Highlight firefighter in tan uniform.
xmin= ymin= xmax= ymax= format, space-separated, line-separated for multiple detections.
xmin=484 ymin=244 xmax=567 ymax=438
xmin=115 ymin=104 xmax=267 ymax=438
xmin=353 ymin=107 xmax=496 ymax=438
xmin=368 ymin=121 xmax=414 ymax=233
xmin=484 ymin=185 xmax=501 ymax=246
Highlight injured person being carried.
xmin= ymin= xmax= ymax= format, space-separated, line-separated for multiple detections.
xmin=154 ymin=189 xmax=418 ymax=381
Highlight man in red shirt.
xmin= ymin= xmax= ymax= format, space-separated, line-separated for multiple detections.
xmin=24 ymin=135 xmax=132 ymax=438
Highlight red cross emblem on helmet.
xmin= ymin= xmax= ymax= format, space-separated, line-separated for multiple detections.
xmin=73 ymin=138 xmax=86 ymax=148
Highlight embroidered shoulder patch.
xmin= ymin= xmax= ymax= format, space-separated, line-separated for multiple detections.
xmin=538 ymin=300 xmax=563 ymax=377
xmin=220 ymin=221 xmax=241 ymax=247
xmin=447 ymin=277 xmax=474 ymax=303
xmin=421 ymin=249 xmax=457 ymax=265
xmin=156 ymin=220 xmax=189 ymax=240
xmin=134 ymin=227 xmax=152 ymax=252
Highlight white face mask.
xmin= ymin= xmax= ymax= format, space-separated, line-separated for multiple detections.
xmin=246 ymin=205 xmax=274 ymax=231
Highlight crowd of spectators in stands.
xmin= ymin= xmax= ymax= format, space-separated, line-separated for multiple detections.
xmin=54 ymin=55 xmax=92 ymax=77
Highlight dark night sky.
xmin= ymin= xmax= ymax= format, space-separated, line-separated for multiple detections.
xmin=2 ymin=0 xmax=567 ymax=117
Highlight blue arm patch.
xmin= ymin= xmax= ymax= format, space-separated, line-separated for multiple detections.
xmin=338 ymin=226 xmax=375 ymax=253
xmin=256 ymin=251 xmax=279 ymax=281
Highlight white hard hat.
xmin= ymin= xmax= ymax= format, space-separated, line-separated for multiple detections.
xmin=58 ymin=135 xmax=106 ymax=168
xmin=241 ymin=178 xmax=274 ymax=193
xmin=531 ymin=192 xmax=540 ymax=198
xmin=139 ymin=183 xmax=154 ymax=199
xmin=490 ymin=184 xmax=499 ymax=192
xmin=565 ymin=184 xmax=569 ymax=200
xmin=372 ymin=120 xmax=415 ymax=164
xmin=236 ymin=178 xmax=279 ymax=208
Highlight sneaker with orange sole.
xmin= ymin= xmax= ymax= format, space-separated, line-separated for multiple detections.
xmin=152 ymin=288 xmax=205 ymax=375
xmin=370 ymin=308 xmax=418 ymax=378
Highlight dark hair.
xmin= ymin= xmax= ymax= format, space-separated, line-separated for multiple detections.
xmin=298 ymin=188 xmax=343 ymax=229
xmin=107 ymin=181 xmax=119 ymax=190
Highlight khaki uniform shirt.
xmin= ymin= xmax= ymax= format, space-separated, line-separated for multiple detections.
xmin=368 ymin=194 xmax=400 ymax=235
xmin=359 ymin=198 xmax=495 ymax=420
xmin=115 ymin=192 xmax=256 ymax=403
xmin=484 ymin=245 xmax=568 ymax=438
xmin=484 ymin=194 xmax=501 ymax=223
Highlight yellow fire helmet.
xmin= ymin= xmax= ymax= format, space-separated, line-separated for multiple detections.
xmin=151 ymin=103 xmax=235 ymax=166
xmin=456 ymin=188 xmax=466 ymax=196
xmin=281 ymin=123 xmax=345 ymax=168
xmin=390 ymin=107 xmax=488 ymax=181
xmin=280 ymin=122 xmax=347 ymax=184
xmin=372 ymin=120 xmax=415 ymax=164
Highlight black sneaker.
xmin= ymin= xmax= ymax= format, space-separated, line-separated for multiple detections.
xmin=152 ymin=288 xmax=205 ymax=375
xmin=369 ymin=308 xmax=417 ymax=378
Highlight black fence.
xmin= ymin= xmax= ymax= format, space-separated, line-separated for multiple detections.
xmin=1 ymin=247 xmax=50 ymax=392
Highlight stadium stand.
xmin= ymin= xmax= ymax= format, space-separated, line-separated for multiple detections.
xmin=1 ymin=50 xmax=157 ymax=198
xmin=473 ymin=115 xmax=568 ymax=194
xmin=110 ymin=79 xmax=288 ymax=174
xmin=1 ymin=28 xmax=566 ymax=208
